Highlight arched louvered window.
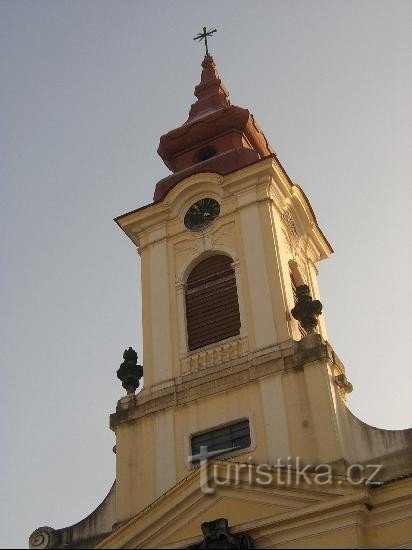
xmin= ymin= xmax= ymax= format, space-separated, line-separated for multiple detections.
xmin=185 ymin=255 xmax=241 ymax=351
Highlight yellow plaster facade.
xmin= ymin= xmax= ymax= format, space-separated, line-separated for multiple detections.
xmin=117 ymin=157 xmax=331 ymax=385
xmin=94 ymin=464 xmax=412 ymax=549
xmin=111 ymin=158 xmax=334 ymax=520
xmin=104 ymin=156 xmax=412 ymax=548
xmin=28 ymin=57 xmax=412 ymax=550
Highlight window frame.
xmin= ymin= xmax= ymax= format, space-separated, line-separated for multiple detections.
xmin=187 ymin=416 xmax=254 ymax=467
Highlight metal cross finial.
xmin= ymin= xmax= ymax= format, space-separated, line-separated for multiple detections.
xmin=193 ymin=26 xmax=217 ymax=57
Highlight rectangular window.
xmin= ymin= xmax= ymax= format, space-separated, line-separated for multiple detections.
xmin=190 ymin=420 xmax=251 ymax=462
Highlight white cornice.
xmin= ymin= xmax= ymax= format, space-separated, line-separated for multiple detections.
xmin=115 ymin=158 xmax=332 ymax=261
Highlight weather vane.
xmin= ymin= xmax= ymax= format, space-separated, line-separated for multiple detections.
xmin=193 ymin=26 xmax=217 ymax=57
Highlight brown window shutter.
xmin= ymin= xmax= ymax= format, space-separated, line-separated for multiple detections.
xmin=186 ymin=255 xmax=241 ymax=351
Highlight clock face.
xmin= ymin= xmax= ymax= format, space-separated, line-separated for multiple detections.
xmin=184 ymin=198 xmax=220 ymax=231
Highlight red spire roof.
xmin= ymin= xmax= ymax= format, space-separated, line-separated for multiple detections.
xmin=187 ymin=55 xmax=230 ymax=120
xmin=154 ymin=56 xmax=274 ymax=202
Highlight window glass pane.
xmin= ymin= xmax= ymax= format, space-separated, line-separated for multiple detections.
xmin=232 ymin=435 xmax=251 ymax=448
xmin=193 ymin=434 xmax=212 ymax=446
xmin=230 ymin=422 xmax=249 ymax=436
xmin=191 ymin=420 xmax=250 ymax=462
xmin=211 ymin=434 xmax=231 ymax=449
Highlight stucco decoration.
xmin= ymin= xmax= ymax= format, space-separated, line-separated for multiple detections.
xmin=211 ymin=222 xmax=235 ymax=250
xmin=175 ymin=238 xmax=238 ymax=285
xmin=191 ymin=518 xmax=254 ymax=549
xmin=282 ymin=209 xmax=299 ymax=242
xmin=29 ymin=527 xmax=58 ymax=549
xmin=282 ymin=208 xmax=305 ymax=261
xmin=175 ymin=238 xmax=202 ymax=272
xmin=182 ymin=336 xmax=249 ymax=374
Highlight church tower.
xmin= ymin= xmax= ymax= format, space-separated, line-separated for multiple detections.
xmin=29 ymin=51 xmax=412 ymax=550
xmin=111 ymin=52 xmax=334 ymax=519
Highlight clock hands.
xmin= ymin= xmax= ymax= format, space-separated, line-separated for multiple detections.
xmin=184 ymin=198 xmax=220 ymax=230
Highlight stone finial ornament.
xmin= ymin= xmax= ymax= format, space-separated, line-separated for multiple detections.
xmin=116 ymin=347 xmax=143 ymax=395
xmin=291 ymin=284 xmax=323 ymax=334
xmin=191 ymin=518 xmax=254 ymax=549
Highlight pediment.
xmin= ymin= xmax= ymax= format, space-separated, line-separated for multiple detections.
xmin=97 ymin=461 xmax=358 ymax=549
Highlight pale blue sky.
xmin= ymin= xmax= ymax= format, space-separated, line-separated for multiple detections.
xmin=1 ymin=1 xmax=411 ymax=548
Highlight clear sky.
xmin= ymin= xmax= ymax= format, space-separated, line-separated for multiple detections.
xmin=1 ymin=1 xmax=411 ymax=548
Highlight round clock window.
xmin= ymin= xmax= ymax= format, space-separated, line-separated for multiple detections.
xmin=184 ymin=198 xmax=220 ymax=231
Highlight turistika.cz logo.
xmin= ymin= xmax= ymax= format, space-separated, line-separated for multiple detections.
xmin=189 ymin=447 xmax=383 ymax=495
